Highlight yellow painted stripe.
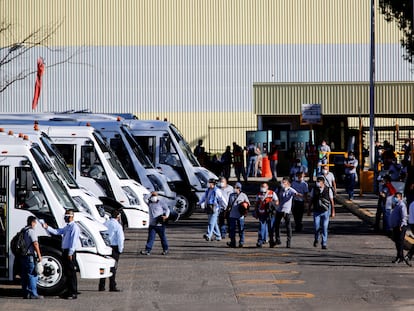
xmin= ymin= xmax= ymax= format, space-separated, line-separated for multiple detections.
xmin=238 ymin=292 xmax=314 ymax=299
xmin=234 ymin=279 xmax=305 ymax=285
xmin=231 ymin=262 xmax=297 ymax=267
xmin=230 ymin=270 xmax=299 ymax=275
xmin=227 ymin=253 xmax=289 ymax=258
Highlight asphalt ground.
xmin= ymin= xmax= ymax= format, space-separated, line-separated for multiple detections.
xmin=2 ymin=178 xmax=414 ymax=310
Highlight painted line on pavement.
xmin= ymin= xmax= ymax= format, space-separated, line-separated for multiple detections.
xmin=230 ymin=262 xmax=297 ymax=267
xmin=230 ymin=269 xmax=299 ymax=275
xmin=234 ymin=279 xmax=305 ymax=285
xmin=237 ymin=292 xmax=314 ymax=299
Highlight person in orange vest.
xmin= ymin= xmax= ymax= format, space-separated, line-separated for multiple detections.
xmin=254 ymin=183 xmax=279 ymax=247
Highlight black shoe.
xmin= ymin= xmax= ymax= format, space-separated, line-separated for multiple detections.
xmin=98 ymin=287 xmax=105 ymax=292
xmin=109 ymin=288 xmax=122 ymax=292
xmin=227 ymin=242 xmax=236 ymax=248
xmin=313 ymin=240 xmax=318 ymax=247
xmin=286 ymin=242 xmax=291 ymax=249
xmin=62 ymin=294 xmax=77 ymax=300
xmin=256 ymin=242 xmax=262 ymax=248
xmin=140 ymin=250 xmax=150 ymax=255
xmin=321 ymin=245 xmax=327 ymax=250
xmin=238 ymin=243 xmax=243 ymax=248
xmin=29 ymin=295 xmax=44 ymax=299
xmin=276 ymin=240 xmax=282 ymax=245
xmin=269 ymin=241 xmax=276 ymax=248
xmin=162 ymin=250 xmax=169 ymax=255
xmin=392 ymin=257 xmax=402 ymax=264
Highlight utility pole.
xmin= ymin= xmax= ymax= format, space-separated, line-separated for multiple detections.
xmin=369 ymin=0 xmax=375 ymax=169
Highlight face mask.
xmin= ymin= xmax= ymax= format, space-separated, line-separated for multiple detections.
xmin=299 ymin=177 xmax=304 ymax=182
xmin=322 ymin=170 xmax=328 ymax=175
xmin=260 ymin=187 xmax=267 ymax=193
xmin=150 ymin=196 xmax=158 ymax=203
xmin=217 ymin=182 xmax=224 ymax=188
xmin=393 ymin=197 xmax=399 ymax=204
xmin=64 ymin=215 xmax=71 ymax=223
xmin=349 ymin=156 xmax=354 ymax=160
xmin=296 ymin=163 xmax=301 ymax=167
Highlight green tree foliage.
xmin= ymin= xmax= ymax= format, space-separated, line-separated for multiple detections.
xmin=379 ymin=0 xmax=414 ymax=63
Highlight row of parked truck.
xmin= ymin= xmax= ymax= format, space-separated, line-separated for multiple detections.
xmin=0 ymin=112 xmax=217 ymax=295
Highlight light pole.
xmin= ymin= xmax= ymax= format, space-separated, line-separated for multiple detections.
xmin=369 ymin=0 xmax=375 ymax=169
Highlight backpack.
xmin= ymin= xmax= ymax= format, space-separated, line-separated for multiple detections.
xmin=10 ymin=228 xmax=28 ymax=256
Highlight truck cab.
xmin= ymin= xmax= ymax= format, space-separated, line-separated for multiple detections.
xmin=123 ymin=119 xmax=218 ymax=218
xmin=0 ymin=133 xmax=115 ymax=295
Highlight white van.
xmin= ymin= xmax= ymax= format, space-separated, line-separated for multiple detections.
xmin=0 ymin=116 xmax=149 ymax=229
xmin=0 ymin=133 xmax=115 ymax=295
xmin=123 ymin=118 xmax=218 ymax=218
xmin=0 ymin=125 xmax=107 ymax=223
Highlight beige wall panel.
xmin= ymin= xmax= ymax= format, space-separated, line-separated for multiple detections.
xmin=1 ymin=0 xmax=403 ymax=47
xmin=137 ymin=111 xmax=257 ymax=153
xmin=254 ymin=82 xmax=414 ymax=116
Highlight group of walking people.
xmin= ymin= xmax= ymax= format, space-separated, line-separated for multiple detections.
xmin=198 ymin=171 xmax=336 ymax=251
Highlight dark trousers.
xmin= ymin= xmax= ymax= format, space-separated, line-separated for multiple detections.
xmin=99 ymin=246 xmax=120 ymax=290
xmin=274 ymin=211 xmax=292 ymax=245
xmin=218 ymin=210 xmax=228 ymax=238
xmin=392 ymin=226 xmax=407 ymax=259
xmin=62 ymin=249 xmax=77 ymax=295
xmin=292 ymin=200 xmax=305 ymax=232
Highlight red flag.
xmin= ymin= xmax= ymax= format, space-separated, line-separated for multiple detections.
xmin=32 ymin=57 xmax=45 ymax=110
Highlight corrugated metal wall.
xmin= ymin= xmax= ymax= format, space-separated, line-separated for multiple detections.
xmin=254 ymin=82 xmax=414 ymax=116
xmin=0 ymin=0 xmax=412 ymax=152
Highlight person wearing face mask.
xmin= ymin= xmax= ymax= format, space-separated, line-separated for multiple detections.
xmin=141 ymin=192 xmax=170 ymax=255
xmin=291 ymin=172 xmax=309 ymax=232
xmin=320 ymin=165 xmax=337 ymax=197
xmin=389 ymin=193 xmax=410 ymax=265
xmin=254 ymin=183 xmax=279 ymax=247
xmin=344 ymin=151 xmax=358 ymax=200
xmin=217 ymin=177 xmax=233 ymax=239
xmin=272 ymin=177 xmax=300 ymax=248
xmin=226 ymin=182 xmax=250 ymax=248
xmin=289 ymin=158 xmax=307 ymax=181
xmin=43 ymin=210 xmax=80 ymax=299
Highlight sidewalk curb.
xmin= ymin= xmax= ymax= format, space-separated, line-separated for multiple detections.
xmin=337 ymin=194 xmax=414 ymax=250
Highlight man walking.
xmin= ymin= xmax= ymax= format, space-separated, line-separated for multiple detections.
xmin=99 ymin=209 xmax=124 ymax=292
xmin=140 ymin=192 xmax=170 ymax=255
xmin=20 ymin=216 xmax=43 ymax=299
xmin=227 ymin=182 xmax=250 ymax=248
xmin=310 ymin=176 xmax=335 ymax=249
xmin=43 ymin=210 xmax=80 ymax=299
xmin=390 ymin=192 xmax=410 ymax=265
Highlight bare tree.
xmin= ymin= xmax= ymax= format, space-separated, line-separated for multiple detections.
xmin=0 ymin=20 xmax=82 ymax=93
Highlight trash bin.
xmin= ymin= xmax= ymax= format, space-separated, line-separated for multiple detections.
xmin=261 ymin=156 xmax=272 ymax=178
xmin=360 ymin=170 xmax=374 ymax=193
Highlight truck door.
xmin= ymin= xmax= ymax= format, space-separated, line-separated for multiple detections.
xmin=0 ymin=166 xmax=8 ymax=279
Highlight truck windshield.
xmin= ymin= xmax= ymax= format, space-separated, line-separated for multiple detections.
xmin=92 ymin=131 xmax=129 ymax=179
xmin=40 ymin=133 xmax=78 ymax=188
xmin=121 ymin=126 xmax=154 ymax=169
xmin=30 ymin=146 xmax=78 ymax=211
xmin=169 ymin=124 xmax=200 ymax=167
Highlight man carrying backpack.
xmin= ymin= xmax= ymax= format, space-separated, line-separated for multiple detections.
xmin=19 ymin=216 xmax=43 ymax=299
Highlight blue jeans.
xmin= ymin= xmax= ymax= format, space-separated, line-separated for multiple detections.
xmin=229 ymin=217 xmax=245 ymax=246
xmin=247 ymin=155 xmax=257 ymax=177
xmin=313 ymin=210 xmax=330 ymax=246
xmin=145 ymin=225 xmax=169 ymax=252
xmin=207 ymin=211 xmax=221 ymax=239
xmin=345 ymin=173 xmax=356 ymax=199
xmin=257 ymin=216 xmax=273 ymax=245
xmin=20 ymin=255 xmax=39 ymax=297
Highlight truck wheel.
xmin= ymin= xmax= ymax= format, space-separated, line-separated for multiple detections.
xmin=37 ymin=248 xmax=67 ymax=296
xmin=173 ymin=194 xmax=194 ymax=219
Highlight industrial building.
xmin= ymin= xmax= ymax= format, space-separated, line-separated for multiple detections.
xmin=1 ymin=0 xmax=413 ymax=173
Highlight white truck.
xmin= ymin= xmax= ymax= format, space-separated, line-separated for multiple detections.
xmin=0 ymin=132 xmax=115 ymax=295
xmin=0 ymin=117 xmax=149 ymax=229
xmin=122 ymin=118 xmax=218 ymax=218
xmin=0 ymin=125 xmax=107 ymax=223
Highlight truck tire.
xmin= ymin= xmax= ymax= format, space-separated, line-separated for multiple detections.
xmin=37 ymin=247 xmax=67 ymax=296
xmin=173 ymin=194 xmax=194 ymax=219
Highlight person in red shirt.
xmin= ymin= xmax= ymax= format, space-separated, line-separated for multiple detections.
xmin=268 ymin=143 xmax=279 ymax=181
